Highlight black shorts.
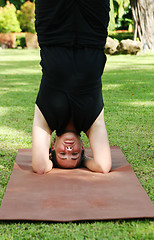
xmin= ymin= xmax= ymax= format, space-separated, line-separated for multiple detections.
xmin=36 ymin=46 xmax=106 ymax=136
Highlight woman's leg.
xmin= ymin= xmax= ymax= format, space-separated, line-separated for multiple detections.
xmin=85 ymin=108 xmax=112 ymax=173
xmin=32 ymin=104 xmax=53 ymax=174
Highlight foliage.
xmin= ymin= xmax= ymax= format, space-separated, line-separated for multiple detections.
xmin=108 ymin=0 xmax=115 ymax=31
xmin=113 ymin=0 xmax=133 ymax=31
xmin=9 ymin=0 xmax=27 ymax=9
xmin=108 ymin=0 xmax=132 ymax=31
xmin=0 ymin=1 xmax=133 ymax=33
xmin=17 ymin=1 xmax=35 ymax=33
xmin=0 ymin=0 xmax=5 ymax=7
xmin=114 ymin=0 xmax=130 ymax=19
xmin=0 ymin=1 xmax=21 ymax=33
xmin=109 ymin=31 xmax=134 ymax=41
xmin=116 ymin=7 xmax=133 ymax=31
xmin=15 ymin=33 xmax=26 ymax=48
xmin=0 ymin=0 xmax=34 ymax=10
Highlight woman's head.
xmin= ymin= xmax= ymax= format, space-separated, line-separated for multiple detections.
xmin=51 ymin=131 xmax=84 ymax=168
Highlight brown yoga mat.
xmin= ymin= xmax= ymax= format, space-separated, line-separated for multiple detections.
xmin=0 ymin=147 xmax=153 ymax=222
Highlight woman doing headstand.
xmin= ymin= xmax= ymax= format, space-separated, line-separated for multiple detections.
xmin=32 ymin=0 xmax=112 ymax=174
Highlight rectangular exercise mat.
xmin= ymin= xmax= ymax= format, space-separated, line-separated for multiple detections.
xmin=0 ymin=147 xmax=153 ymax=222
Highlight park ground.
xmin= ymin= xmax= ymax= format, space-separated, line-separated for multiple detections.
xmin=0 ymin=49 xmax=153 ymax=239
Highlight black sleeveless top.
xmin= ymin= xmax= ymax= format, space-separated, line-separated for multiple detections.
xmin=35 ymin=0 xmax=110 ymax=49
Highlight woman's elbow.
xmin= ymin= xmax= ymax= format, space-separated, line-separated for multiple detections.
xmin=84 ymin=157 xmax=112 ymax=174
xmin=32 ymin=164 xmax=46 ymax=174
xmin=99 ymin=165 xmax=111 ymax=174
xmin=32 ymin=161 xmax=53 ymax=175
xmin=97 ymin=161 xmax=112 ymax=174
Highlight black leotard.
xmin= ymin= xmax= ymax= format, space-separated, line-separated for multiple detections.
xmin=36 ymin=46 xmax=106 ymax=136
xmin=35 ymin=1 xmax=109 ymax=135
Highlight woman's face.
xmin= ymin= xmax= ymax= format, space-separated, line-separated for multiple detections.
xmin=52 ymin=132 xmax=82 ymax=168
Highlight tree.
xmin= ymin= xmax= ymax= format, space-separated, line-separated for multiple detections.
xmin=114 ymin=0 xmax=130 ymax=19
xmin=0 ymin=0 xmax=34 ymax=9
xmin=109 ymin=0 xmax=115 ymax=31
xmin=0 ymin=0 xmax=5 ymax=7
xmin=17 ymin=1 xmax=35 ymax=33
xmin=130 ymin=0 xmax=154 ymax=49
xmin=114 ymin=0 xmax=132 ymax=31
xmin=0 ymin=1 xmax=21 ymax=32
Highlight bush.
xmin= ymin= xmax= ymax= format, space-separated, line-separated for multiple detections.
xmin=17 ymin=1 xmax=35 ymax=33
xmin=0 ymin=1 xmax=21 ymax=33
xmin=0 ymin=0 xmax=5 ymax=7
xmin=9 ymin=0 xmax=34 ymax=10
xmin=15 ymin=33 xmax=26 ymax=48
xmin=108 ymin=31 xmax=134 ymax=42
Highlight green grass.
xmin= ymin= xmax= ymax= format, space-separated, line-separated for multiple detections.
xmin=0 ymin=49 xmax=154 ymax=239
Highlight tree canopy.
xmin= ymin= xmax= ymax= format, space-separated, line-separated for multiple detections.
xmin=0 ymin=0 xmax=34 ymax=9
xmin=0 ymin=0 xmax=153 ymax=49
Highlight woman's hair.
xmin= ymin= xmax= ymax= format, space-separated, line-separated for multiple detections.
xmin=50 ymin=149 xmax=85 ymax=169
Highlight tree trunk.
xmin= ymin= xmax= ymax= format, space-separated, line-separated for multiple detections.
xmin=130 ymin=0 xmax=154 ymax=50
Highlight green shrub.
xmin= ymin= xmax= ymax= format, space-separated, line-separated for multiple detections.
xmin=0 ymin=1 xmax=21 ymax=33
xmin=108 ymin=31 xmax=134 ymax=42
xmin=9 ymin=0 xmax=34 ymax=10
xmin=17 ymin=1 xmax=35 ymax=33
xmin=0 ymin=0 xmax=5 ymax=7
xmin=15 ymin=33 xmax=26 ymax=48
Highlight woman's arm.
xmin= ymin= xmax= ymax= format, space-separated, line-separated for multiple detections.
xmin=32 ymin=104 xmax=53 ymax=174
xmin=85 ymin=108 xmax=112 ymax=173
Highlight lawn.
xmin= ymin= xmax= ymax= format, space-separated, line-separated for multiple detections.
xmin=0 ymin=49 xmax=153 ymax=239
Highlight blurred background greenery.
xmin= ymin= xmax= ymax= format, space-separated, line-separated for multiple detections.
xmin=0 ymin=0 xmax=132 ymax=33
xmin=0 ymin=0 xmax=153 ymax=50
